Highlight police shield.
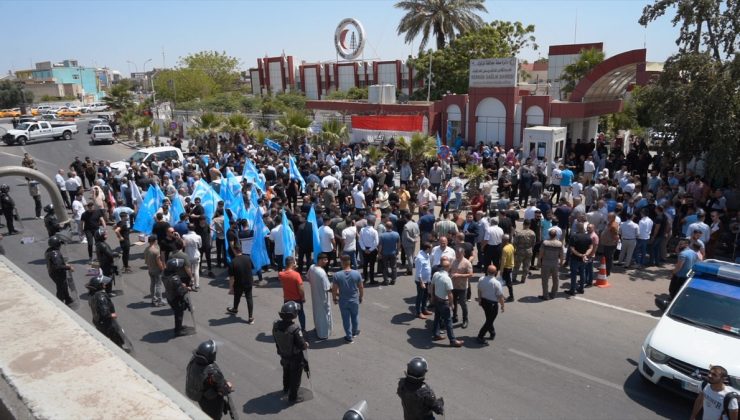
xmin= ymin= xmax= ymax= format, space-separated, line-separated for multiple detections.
xmin=110 ymin=319 xmax=134 ymax=354
xmin=65 ymin=270 xmax=80 ymax=310
xmin=226 ymin=394 xmax=239 ymax=420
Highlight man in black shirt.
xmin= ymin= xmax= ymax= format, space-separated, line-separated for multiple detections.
xmin=153 ymin=212 xmax=170 ymax=248
xmin=160 ymin=227 xmax=179 ymax=263
xmin=81 ymin=202 xmax=105 ymax=262
xmin=226 ymin=246 xmax=255 ymax=324
xmin=566 ymin=222 xmax=593 ymax=296
xmin=649 ymin=205 xmax=668 ymax=267
xmin=114 ymin=212 xmax=132 ymax=273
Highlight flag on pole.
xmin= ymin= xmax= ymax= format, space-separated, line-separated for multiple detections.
xmin=242 ymin=158 xmax=265 ymax=192
xmin=436 ymin=132 xmax=442 ymax=148
xmin=281 ymin=210 xmax=296 ymax=264
xmin=129 ymin=180 xmax=143 ymax=207
xmin=132 ymin=185 xmax=165 ymax=234
xmin=222 ymin=173 xmax=248 ymax=221
xmin=307 ymin=205 xmax=321 ymax=264
xmin=250 ymin=209 xmax=270 ymax=274
xmin=170 ymin=194 xmax=186 ymax=224
xmin=264 ymin=138 xmax=283 ymax=153
xmin=288 ymin=155 xmax=305 ymax=193
xmin=190 ymin=179 xmax=222 ymax=222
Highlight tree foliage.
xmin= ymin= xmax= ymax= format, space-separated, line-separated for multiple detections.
xmin=639 ymin=0 xmax=738 ymax=60
xmin=410 ymin=21 xmax=537 ymax=100
xmin=153 ymin=69 xmax=217 ymax=103
xmin=560 ymin=48 xmax=605 ymax=96
xmin=325 ymin=87 xmax=369 ymax=100
xmin=395 ymin=0 xmax=488 ymax=53
xmin=102 ymin=79 xmax=134 ymax=110
xmin=179 ymin=50 xmax=241 ymax=92
xmin=0 ymin=81 xmax=34 ymax=108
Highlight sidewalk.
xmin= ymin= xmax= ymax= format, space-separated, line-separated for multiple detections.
xmin=0 ymin=255 xmax=208 ymax=420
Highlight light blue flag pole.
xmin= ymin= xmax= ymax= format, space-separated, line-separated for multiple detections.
xmin=307 ymin=205 xmax=321 ymax=264
xmin=281 ymin=210 xmax=296 ymax=265
xmin=250 ymin=210 xmax=270 ymax=274
xmin=288 ymin=155 xmax=306 ymax=193
xmin=132 ymin=185 xmax=164 ymax=234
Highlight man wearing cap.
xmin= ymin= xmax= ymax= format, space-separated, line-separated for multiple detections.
xmin=687 ymin=210 xmax=710 ymax=244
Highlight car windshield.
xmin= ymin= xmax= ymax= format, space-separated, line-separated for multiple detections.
xmin=668 ymin=276 xmax=740 ymax=337
xmin=129 ymin=151 xmax=147 ymax=163
xmin=16 ymin=123 xmax=31 ymax=130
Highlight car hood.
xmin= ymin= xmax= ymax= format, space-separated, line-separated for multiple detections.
xmin=6 ymin=129 xmax=27 ymax=135
xmin=650 ymin=314 xmax=740 ymax=374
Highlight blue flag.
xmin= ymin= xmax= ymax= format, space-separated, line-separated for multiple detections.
xmin=446 ymin=121 xmax=453 ymax=142
xmin=190 ymin=179 xmax=221 ymax=223
xmin=288 ymin=155 xmax=306 ymax=193
xmin=281 ymin=210 xmax=296 ymax=264
xmin=222 ymin=173 xmax=248 ymax=221
xmin=170 ymin=194 xmax=186 ymax=224
xmin=132 ymin=185 xmax=164 ymax=234
xmin=307 ymin=205 xmax=321 ymax=264
xmin=242 ymin=157 xmax=265 ymax=192
xmin=264 ymin=138 xmax=282 ymax=153
xmin=250 ymin=209 xmax=270 ymax=274
xmin=436 ymin=132 xmax=442 ymax=148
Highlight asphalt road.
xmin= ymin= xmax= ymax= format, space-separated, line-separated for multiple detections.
xmin=0 ymin=119 xmax=692 ymax=419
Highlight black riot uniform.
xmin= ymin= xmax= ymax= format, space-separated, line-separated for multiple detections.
xmin=94 ymin=228 xmax=118 ymax=295
xmin=272 ymin=301 xmax=307 ymax=403
xmin=43 ymin=204 xmax=65 ymax=237
xmin=397 ymin=357 xmax=445 ymax=420
xmin=186 ymin=339 xmax=233 ymax=419
xmin=163 ymin=257 xmax=195 ymax=337
xmin=45 ymin=236 xmax=74 ymax=305
xmin=0 ymin=184 xmax=18 ymax=234
xmin=86 ymin=275 xmax=124 ymax=347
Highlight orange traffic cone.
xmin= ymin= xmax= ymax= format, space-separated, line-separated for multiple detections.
xmin=595 ymin=256 xmax=611 ymax=288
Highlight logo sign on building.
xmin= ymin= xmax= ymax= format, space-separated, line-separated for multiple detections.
xmin=335 ymin=18 xmax=366 ymax=60
xmin=469 ymin=58 xmax=518 ymax=88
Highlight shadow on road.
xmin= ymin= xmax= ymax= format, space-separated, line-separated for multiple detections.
xmin=309 ymin=337 xmax=346 ymax=349
xmin=517 ymin=295 xmax=543 ymax=304
xmin=209 ymin=315 xmax=250 ymax=326
xmin=255 ymin=332 xmax=274 ymax=343
xmin=405 ymin=326 xmax=435 ymax=349
xmin=151 ymin=308 xmax=173 ymax=316
xmin=141 ymin=329 xmax=174 ymax=344
xmin=391 ymin=312 xmax=417 ymax=325
xmin=622 ymin=369 xmax=692 ymax=418
xmin=243 ymin=387 xmax=313 ymax=415
xmin=126 ymin=301 xmax=154 ymax=310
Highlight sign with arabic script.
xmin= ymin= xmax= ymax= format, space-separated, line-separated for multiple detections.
xmin=469 ymin=58 xmax=518 ymax=88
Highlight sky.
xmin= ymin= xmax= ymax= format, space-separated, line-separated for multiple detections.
xmin=1 ymin=0 xmax=679 ymax=76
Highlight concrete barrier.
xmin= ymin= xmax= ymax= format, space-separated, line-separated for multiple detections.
xmin=0 ymin=255 xmax=209 ymax=419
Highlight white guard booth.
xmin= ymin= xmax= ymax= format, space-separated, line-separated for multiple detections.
xmin=522 ymin=126 xmax=567 ymax=163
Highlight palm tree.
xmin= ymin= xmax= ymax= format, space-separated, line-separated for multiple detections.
xmin=225 ymin=113 xmax=253 ymax=132
xmin=274 ymin=110 xmax=312 ymax=148
xmin=318 ymin=119 xmax=348 ymax=149
xmin=463 ymin=164 xmax=487 ymax=191
xmin=396 ymin=132 xmax=438 ymax=172
xmin=103 ymin=81 xmax=134 ymax=110
xmin=117 ymin=109 xmax=137 ymax=141
xmin=395 ymin=0 xmax=488 ymax=53
xmin=189 ymin=112 xmax=224 ymax=138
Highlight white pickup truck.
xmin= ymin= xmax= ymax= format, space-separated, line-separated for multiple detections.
xmin=3 ymin=121 xmax=79 ymax=145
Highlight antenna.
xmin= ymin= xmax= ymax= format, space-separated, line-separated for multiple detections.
xmin=574 ymin=10 xmax=578 ymax=43
xmin=162 ymin=47 xmax=166 ymax=68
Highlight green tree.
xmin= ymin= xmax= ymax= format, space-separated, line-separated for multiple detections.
xmin=559 ymin=48 xmax=605 ymax=97
xmin=179 ymin=50 xmax=241 ymax=92
xmin=395 ymin=0 xmax=488 ymax=53
xmin=395 ymin=132 xmax=438 ymax=172
xmin=274 ymin=109 xmax=312 ymax=147
xmin=102 ymin=80 xmax=134 ymax=110
xmin=188 ymin=112 xmax=224 ymax=139
xmin=153 ymin=69 xmax=217 ymax=103
xmin=0 ymin=81 xmax=34 ymax=109
xmin=410 ymin=21 xmax=537 ymax=100
xmin=325 ymin=87 xmax=369 ymax=100
xmin=318 ymin=119 xmax=348 ymax=148
xmin=225 ymin=113 xmax=253 ymax=133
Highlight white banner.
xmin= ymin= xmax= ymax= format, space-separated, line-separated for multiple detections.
xmin=469 ymin=58 xmax=518 ymax=88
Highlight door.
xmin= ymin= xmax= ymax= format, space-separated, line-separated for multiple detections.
xmin=475 ymin=98 xmax=507 ymax=145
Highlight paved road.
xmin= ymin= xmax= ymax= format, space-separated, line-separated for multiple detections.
xmin=0 ymin=123 xmax=692 ymax=419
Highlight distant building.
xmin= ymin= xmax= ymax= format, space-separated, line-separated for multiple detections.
xmin=14 ymin=59 xmax=103 ymax=102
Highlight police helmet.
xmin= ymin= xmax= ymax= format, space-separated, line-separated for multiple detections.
xmin=48 ymin=235 xmax=63 ymax=250
xmin=342 ymin=411 xmax=364 ymax=420
xmin=44 ymin=204 xmax=54 ymax=214
xmin=406 ymin=356 xmax=428 ymax=380
xmin=166 ymin=258 xmax=186 ymax=271
xmin=94 ymin=228 xmax=107 ymax=241
xmin=86 ymin=274 xmax=112 ymax=291
xmin=342 ymin=400 xmax=368 ymax=420
xmin=195 ymin=339 xmax=217 ymax=364
xmin=279 ymin=301 xmax=300 ymax=318
xmin=0 ymin=184 xmax=8 ymax=193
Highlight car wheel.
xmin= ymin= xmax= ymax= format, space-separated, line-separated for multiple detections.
xmin=63 ymin=131 xmax=72 ymax=140
xmin=19 ymin=137 xmax=26 ymax=145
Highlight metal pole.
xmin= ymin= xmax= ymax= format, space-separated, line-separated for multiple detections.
xmin=426 ymin=53 xmax=432 ymax=102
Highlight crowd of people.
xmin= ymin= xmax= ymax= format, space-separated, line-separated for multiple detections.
xmin=6 ymin=128 xmax=739 ymax=418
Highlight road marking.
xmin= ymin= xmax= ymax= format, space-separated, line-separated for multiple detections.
xmin=508 ymin=348 xmax=623 ymax=391
xmin=373 ymin=302 xmax=390 ymax=310
xmin=574 ymin=296 xmax=658 ymax=319
xmin=0 ymin=151 xmax=56 ymax=167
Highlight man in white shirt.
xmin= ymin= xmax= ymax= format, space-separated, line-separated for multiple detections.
xmin=483 ymin=219 xmax=504 ymax=268
xmin=54 ymin=169 xmax=70 ymax=209
xmin=351 ymin=186 xmax=366 ymax=211
xmin=318 ymin=223 xmax=336 ymax=266
xmin=689 ymin=365 xmax=738 ymax=420
xmin=71 ymin=191 xmax=86 ymax=241
xmin=321 ymin=170 xmax=341 ymax=190
xmin=358 ymin=220 xmax=379 ymax=283
xmin=430 ymin=236 xmax=456 ymax=268
xmin=687 ymin=210 xmax=711 ymax=243
xmin=583 ymin=156 xmax=596 ymax=183
xmin=182 ymin=225 xmax=202 ymax=290
xmin=269 ymin=223 xmax=286 ymax=270
xmin=636 ymin=211 xmax=654 ymax=267
xmin=65 ymin=171 xmax=82 ymax=200
xmin=550 ymin=165 xmax=562 ymax=203
xmin=416 ymin=185 xmax=437 ymax=216
xmin=428 ymin=163 xmax=444 ymax=195
xmin=476 ymin=264 xmax=505 ymax=344
xmin=341 ymin=219 xmax=358 ymax=268
xmin=571 ymin=178 xmax=583 ymax=200
xmin=523 ymin=199 xmax=539 ymax=221
xmin=617 ymin=215 xmax=639 ymax=267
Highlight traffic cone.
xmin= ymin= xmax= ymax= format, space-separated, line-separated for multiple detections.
xmin=595 ymin=256 xmax=611 ymax=288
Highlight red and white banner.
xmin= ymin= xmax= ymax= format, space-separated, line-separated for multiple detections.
xmin=350 ymin=115 xmax=426 ymax=143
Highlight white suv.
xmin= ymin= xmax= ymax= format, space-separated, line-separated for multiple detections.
xmin=111 ymin=146 xmax=185 ymax=176
xmin=639 ymin=260 xmax=740 ymax=397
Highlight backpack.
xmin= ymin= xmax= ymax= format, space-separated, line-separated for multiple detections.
xmin=701 ymin=380 xmax=739 ymax=417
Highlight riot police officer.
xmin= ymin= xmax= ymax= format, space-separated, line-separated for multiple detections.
xmin=397 ymin=356 xmax=445 ymax=420
xmin=163 ymin=257 xmax=196 ymax=337
xmin=272 ymin=301 xmax=308 ymax=404
xmin=94 ymin=228 xmax=118 ymax=296
xmin=43 ymin=204 xmax=68 ymax=237
xmin=45 ymin=235 xmax=74 ymax=305
xmin=186 ymin=339 xmax=235 ymax=419
xmin=86 ymin=275 xmax=122 ymax=347
xmin=0 ymin=184 xmax=19 ymax=235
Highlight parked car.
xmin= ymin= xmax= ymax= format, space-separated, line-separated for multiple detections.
xmin=86 ymin=103 xmax=109 ymax=112
xmin=90 ymin=124 xmax=115 ymax=145
xmin=639 ymin=259 xmax=740 ymax=398
xmin=57 ymin=108 xmax=81 ymax=117
xmin=0 ymin=109 xmax=21 ymax=118
xmin=111 ymin=146 xmax=185 ymax=175
xmin=18 ymin=116 xmax=37 ymax=124
xmin=2 ymin=121 xmax=79 ymax=145
xmin=39 ymin=114 xmax=61 ymax=122
xmin=87 ymin=118 xmax=106 ymax=134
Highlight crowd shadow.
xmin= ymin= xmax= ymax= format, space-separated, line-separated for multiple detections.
xmin=141 ymin=329 xmax=174 ymax=344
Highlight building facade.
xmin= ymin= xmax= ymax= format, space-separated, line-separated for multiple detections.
xmin=15 ymin=59 xmax=103 ymax=102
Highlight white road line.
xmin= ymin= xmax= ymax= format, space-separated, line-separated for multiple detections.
xmin=508 ymin=348 xmax=623 ymax=391
xmin=574 ymin=296 xmax=659 ymax=320
xmin=372 ymin=302 xmax=390 ymax=310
